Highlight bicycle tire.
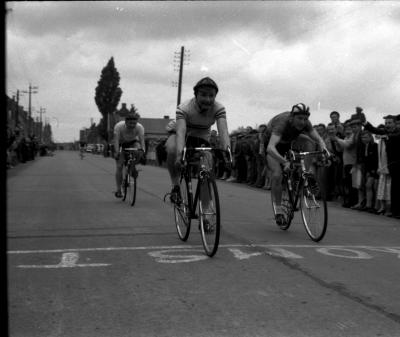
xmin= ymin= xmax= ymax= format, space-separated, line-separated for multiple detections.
xmin=127 ymin=166 xmax=137 ymax=206
xmin=271 ymin=176 xmax=294 ymax=230
xmin=300 ymin=178 xmax=328 ymax=242
xmin=174 ymin=175 xmax=191 ymax=241
xmin=122 ymin=170 xmax=128 ymax=202
xmin=199 ymin=175 xmax=220 ymax=257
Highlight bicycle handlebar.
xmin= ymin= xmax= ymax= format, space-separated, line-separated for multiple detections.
xmin=182 ymin=146 xmax=232 ymax=164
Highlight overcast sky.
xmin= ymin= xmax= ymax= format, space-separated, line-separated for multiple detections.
xmin=6 ymin=1 xmax=400 ymax=142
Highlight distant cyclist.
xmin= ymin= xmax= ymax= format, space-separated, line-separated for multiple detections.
xmin=265 ymin=103 xmax=329 ymax=226
xmin=79 ymin=141 xmax=86 ymax=159
xmin=113 ymin=108 xmax=146 ymax=198
xmin=165 ymin=77 xmax=231 ymax=202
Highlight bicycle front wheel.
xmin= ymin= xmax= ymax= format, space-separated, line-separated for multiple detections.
xmin=271 ymin=178 xmax=294 ymax=230
xmin=199 ymin=176 xmax=220 ymax=257
xmin=300 ymin=180 xmax=327 ymax=242
xmin=127 ymin=167 xmax=137 ymax=206
xmin=174 ymin=175 xmax=191 ymax=241
xmin=122 ymin=171 xmax=128 ymax=202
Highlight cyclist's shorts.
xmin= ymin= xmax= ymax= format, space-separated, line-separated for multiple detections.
xmin=185 ymin=136 xmax=210 ymax=148
xmin=275 ymin=142 xmax=291 ymax=157
xmin=121 ymin=140 xmax=141 ymax=150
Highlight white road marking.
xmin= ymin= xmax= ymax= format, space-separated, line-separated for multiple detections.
xmin=148 ymin=249 xmax=208 ymax=263
xmin=316 ymin=248 xmax=373 ymax=259
xmin=17 ymin=252 xmax=110 ymax=269
xmin=8 ymin=244 xmax=400 ymax=255
xmin=228 ymin=248 xmax=262 ymax=260
xmin=8 ymin=244 xmax=400 ymax=266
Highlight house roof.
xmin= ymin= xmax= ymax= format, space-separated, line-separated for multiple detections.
xmin=140 ymin=118 xmax=172 ymax=136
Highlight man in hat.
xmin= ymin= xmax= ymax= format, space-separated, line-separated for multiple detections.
xmin=363 ymin=114 xmax=400 ymax=218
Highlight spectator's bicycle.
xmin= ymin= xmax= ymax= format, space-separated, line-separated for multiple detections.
xmin=121 ymin=147 xmax=143 ymax=206
xmin=271 ymin=149 xmax=329 ymax=242
xmin=170 ymin=146 xmax=231 ymax=257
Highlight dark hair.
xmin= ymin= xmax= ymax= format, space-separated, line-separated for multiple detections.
xmin=330 ymin=111 xmax=340 ymax=117
xmin=193 ymin=77 xmax=219 ymax=94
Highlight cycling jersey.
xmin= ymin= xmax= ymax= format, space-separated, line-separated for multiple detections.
xmin=113 ymin=121 xmax=145 ymax=150
xmin=176 ymin=98 xmax=226 ymax=142
xmin=265 ymin=111 xmax=313 ymax=145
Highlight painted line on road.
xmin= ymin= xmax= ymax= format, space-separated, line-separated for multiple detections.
xmin=7 ymin=244 xmax=400 ymax=255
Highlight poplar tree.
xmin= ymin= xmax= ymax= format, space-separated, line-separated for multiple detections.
xmin=94 ymin=57 xmax=122 ymax=141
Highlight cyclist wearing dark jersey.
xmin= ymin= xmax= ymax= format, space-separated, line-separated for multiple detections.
xmin=266 ymin=103 xmax=329 ymax=226
xmin=165 ymin=77 xmax=230 ymax=201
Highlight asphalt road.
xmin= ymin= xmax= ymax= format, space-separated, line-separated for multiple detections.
xmin=7 ymin=151 xmax=400 ymax=337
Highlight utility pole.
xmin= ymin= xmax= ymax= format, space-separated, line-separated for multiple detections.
xmin=22 ymin=83 xmax=39 ymax=135
xmin=12 ymin=89 xmax=23 ymax=126
xmin=38 ymin=107 xmax=46 ymax=143
xmin=173 ymin=46 xmax=190 ymax=106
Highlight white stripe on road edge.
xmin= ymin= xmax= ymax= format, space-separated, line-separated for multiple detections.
xmin=17 ymin=252 xmax=111 ymax=269
xmin=7 ymin=244 xmax=400 ymax=255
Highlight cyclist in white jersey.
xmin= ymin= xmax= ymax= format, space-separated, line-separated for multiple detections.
xmin=113 ymin=110 xmax=145 ymax=198
xmin=165 ymin=77 xmax=231 ymax=202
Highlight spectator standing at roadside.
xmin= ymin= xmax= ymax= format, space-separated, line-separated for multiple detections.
xmin=329 ymin=111 xmax=345 ymax=138
xmin=333 ymin=123 xmax=358 ymax=207
xmin=254 ymin=124 xmax=268 ymax=188
xmin=360 ymin=130 xmax=379 ymax=212
xmin=364 ymin=114 xmax=400 ymax=218
xmin=349 ymin=117 xmax=366 ymax=210
xmin=375 ymin=126 xmax=391 ymax=215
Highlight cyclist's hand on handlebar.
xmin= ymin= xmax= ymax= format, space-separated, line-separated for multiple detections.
xmin=282 ymin=161 xmax=291 ymax=172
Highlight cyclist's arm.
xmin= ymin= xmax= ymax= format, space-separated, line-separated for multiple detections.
xmin=113 ymin=127 xmax=120 ymax=156
xmin=307 ymin=129 xmax=328 ymax=152
xmin=216 ymin=117 xmax=230 ymax=151
xmin=175 ymin=118 xmax=187 ymax=161
xmin=266 ymin=133 xmax=287 ymax=164
xmin=138 ymin=125 xmax=146 ymax=152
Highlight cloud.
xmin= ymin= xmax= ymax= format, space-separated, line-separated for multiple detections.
xmin=6 ymin=1 xmax=400 ymax=141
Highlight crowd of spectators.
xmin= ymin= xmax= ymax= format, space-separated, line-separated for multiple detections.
xmin=154 ymin=106 xmax=400 ymax=219
xmin=6 ymin=126 xmax=41 ymax=169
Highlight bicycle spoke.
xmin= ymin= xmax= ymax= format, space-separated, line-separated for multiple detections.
xmin=300 ymin=184 xmax=327 ymax=242
xmin=199 ymin=178 xmax=220 ymax=257
xmin=174 ymin=176 xmax=191 ymax=241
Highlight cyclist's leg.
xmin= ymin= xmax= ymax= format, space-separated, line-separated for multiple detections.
xmin=166 ymin=134 xmax=180 ymax=186
xmin=267 ymin=154 xmax=284 ymax=213
xmin=115 ymin=153 xmax=124 ymax=197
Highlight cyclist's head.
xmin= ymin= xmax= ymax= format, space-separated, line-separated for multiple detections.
xmin=290 ymin=103 xmax=310 ymax=130
xmin=193 ymin=77 xmax=218 ymax=111
xmin=193 ymin=77 xmax=219 ymax=95
xmin=125 ymin=111 xmax=140 ymax=127
xmin=290 ymin=103 xmax=310 ymax=117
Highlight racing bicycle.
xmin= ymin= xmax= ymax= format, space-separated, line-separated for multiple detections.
xmin=121 ymin=147 xmax=143 ymax=206
xmin=170 ymin=146 xmax=232 ymax=257
xmin=271 ymin=149 xmax=329 ymax=242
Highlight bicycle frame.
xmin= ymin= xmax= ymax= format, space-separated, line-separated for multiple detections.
xmin=181 ymin=147 xmax=214 ymax=219
xmin=286 ymin=150 xmax=326 ymax=207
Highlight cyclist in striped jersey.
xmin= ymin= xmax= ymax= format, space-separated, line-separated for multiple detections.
xmin=165 ymin=77 xmax=231 ymax=202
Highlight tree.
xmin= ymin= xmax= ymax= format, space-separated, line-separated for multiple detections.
xmin=94 ymin=57 xmax=122 ymax=142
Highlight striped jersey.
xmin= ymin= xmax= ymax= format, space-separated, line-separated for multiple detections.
xmin=176 ymin=98 xmax=227 ymax=141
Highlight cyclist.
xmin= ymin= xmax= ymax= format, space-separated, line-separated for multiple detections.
xmin=165 ymin=77 xmax=231 ymax=203
xmin=79 ymin=141 xmax=86 ymax=158
xmin=113 ymin=109 xmax=146 ymax=198
xmin=265 ymin=103 xmax=329 ymax=227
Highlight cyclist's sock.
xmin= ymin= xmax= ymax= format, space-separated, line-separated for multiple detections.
xmin=275 ymin=205 xmax=284 ymax=215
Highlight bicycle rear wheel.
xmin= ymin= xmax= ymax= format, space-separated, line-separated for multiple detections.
xmin=300 ymin=178 xmax=327 ymax=242
xmin=174 ymin=175 xmax=191 ymax=241
xmin=271 ymin=177 xmax=294 ymax=230
xmin=127 ymin=166 xmax=137 ymax=206
xmin=199 ymin=176 xmax=220 ymax=257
